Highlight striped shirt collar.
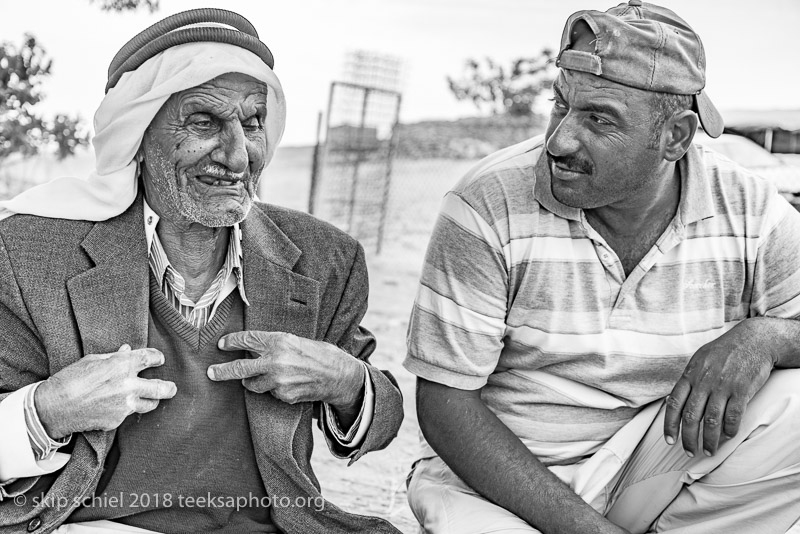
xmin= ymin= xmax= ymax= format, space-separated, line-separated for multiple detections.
xmin=143 ymin=199 xmax=249 ymax=325
xmin=532 ymin=142 xmax=716 ymax=226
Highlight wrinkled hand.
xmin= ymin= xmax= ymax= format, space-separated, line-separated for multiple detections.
xmin=35 ymin=344 xmax=177 ymax=439
xmin=664 ymin=320 xmax=776 ymax=457
xmin=208 ymin=331 xmax=365 ymax=410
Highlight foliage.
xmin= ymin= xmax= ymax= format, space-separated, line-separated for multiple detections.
xmin=0 ymin=1 xmax=162 ymax=168
xmin=0 ymin=35 xmax=88 ymax=163
xmin=447 ymin=49 xmax=557 ymax=117
xmin=89 ymin=0 xmax=159 ymax=12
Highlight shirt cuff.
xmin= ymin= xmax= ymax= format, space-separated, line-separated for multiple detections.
xmin=25 ymin=382 xmax=71 ymax=461
xmin=322 ymin=361 xmax=375 ymax=454
xmin=0 ymin=383 xmax=71 ymax=484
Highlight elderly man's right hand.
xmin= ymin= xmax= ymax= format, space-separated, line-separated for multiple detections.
xmin=34 ymin=344 xmax=177 ymax=439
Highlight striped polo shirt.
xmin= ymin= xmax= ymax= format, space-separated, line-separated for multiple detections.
xmin=405 ymin=134 xmax=800 ymax=465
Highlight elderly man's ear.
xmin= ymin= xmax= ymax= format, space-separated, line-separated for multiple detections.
xmin=661 ymin=110 xmax=700 ymax=162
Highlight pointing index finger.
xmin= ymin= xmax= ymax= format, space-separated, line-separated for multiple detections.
xmin=208 ymin=358 xmax=266 ymax=381
xmin=218 ymin=331 xmax=287 ymax=353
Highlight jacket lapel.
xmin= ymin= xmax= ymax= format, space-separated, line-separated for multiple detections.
xmin=240 ymin=205 xmax=320 ymax=339
xmin=66 ymin=196 xmax=150 ymax=362
xmin=240 ymin=204 xmax=321 ymax=468
xmin=62 ymin=196 xmax=149 ymax=462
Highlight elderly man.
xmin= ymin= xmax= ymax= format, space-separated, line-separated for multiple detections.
xmin=405 ymin=2 xmax=800 ymax=534
xmin=0 ymin=9 xmax=402 ymax=534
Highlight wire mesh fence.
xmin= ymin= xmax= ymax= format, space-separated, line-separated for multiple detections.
xmin=309 ymin=81 xmax=402 ymax=253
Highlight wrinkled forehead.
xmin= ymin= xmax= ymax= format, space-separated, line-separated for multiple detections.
xmin=179 ymin=72 xmax=268 ymax=100
xmin=158 ymin=72 xmax=270 ymax=117
xmin=553 ymin=68 xmax=659 ymax=116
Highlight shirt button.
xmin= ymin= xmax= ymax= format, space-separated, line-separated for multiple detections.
xmin=27 ymin=517 xmax=42 ymax=532
xmin=147 ymin=216 xmax=153 ymax=225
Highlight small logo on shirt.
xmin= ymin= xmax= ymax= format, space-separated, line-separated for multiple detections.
xmin=684 ymin=279 xmax=715 ymax=291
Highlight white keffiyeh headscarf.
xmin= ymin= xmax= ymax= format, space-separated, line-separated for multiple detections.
xmin=0 ymin=42 xmax=286 ymax=221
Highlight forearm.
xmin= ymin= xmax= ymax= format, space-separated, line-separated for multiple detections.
xmin=744 ymin=316 xmax=800 ymax=368
xmin=327 ymin=357 xmax=368 ymax=429
xmin=417 ymin=378 xmax=628 ymax=534
xmin=330 ymin=396 xmax=361 ymax=429
xmin=330 ymin=375 xmax=365 ymax=429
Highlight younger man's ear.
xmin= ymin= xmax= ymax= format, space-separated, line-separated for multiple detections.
xmin=663 ymin=110 xmax=699 ymax=162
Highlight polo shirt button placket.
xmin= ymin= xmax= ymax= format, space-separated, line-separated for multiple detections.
xmin=27 ymin=517 xmax=42 ymax=532
xmin=599 ymin=250 xmax=622 ymax=281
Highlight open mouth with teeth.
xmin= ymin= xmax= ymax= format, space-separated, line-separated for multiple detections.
xmin=195 ymin=175 xmax=243 ymax=187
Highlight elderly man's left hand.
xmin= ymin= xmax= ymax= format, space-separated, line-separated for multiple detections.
xmin=208 ymin=331 xmax=365 ymax=415
xmin=663 ymin=318 xmax=778 ymax=458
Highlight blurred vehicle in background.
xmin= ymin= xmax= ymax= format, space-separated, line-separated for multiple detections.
xmin=694 ymin=129 xmax=800 ymax=210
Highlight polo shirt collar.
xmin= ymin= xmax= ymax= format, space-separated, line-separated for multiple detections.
xmin=676 ymin=143 xmax=716 ymax=225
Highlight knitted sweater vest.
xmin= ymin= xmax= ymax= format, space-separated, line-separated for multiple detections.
xmin=69 ymin=274 xmax=279 ymax=533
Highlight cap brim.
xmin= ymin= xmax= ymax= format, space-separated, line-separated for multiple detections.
xmin=695 ymin=90 xmax=724 ymax=138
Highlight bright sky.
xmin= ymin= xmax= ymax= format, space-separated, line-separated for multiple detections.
xmin=2 ymin=0 xmax=798 ymax=146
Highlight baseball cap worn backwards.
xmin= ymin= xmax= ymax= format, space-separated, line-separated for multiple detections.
xmin=556 ymin=0 xmax=724 ymax=138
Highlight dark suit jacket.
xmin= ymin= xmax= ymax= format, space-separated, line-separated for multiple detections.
xmin=0 ymin=196 xmax=403 ymax=534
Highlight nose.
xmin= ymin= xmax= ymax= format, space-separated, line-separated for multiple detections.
xmin=545 ymin=110 xmax=581 ymax=158
xmin=211 ymin=120 xmax=249 ymax=174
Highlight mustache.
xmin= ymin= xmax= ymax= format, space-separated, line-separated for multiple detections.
xmin=547 ymin=151 xmax=594 ymax=175
xmin=194 ymin=164 xmax=246 ymax=181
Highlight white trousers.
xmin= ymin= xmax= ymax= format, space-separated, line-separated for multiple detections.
xmin=408 ymin=370 xmax=800 ymax=534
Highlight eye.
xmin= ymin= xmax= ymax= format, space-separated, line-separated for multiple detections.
xmin=187 ymin=113 xmax=216 ymax=130
xmin=242 ymin=116 xmax=263 ymax=132
xmin=549 ymin=96 xmax=567 ymax=113
xmin=590 ymin=115 xmax=612 ymax=126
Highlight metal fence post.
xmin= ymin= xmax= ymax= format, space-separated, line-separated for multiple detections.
xmin=376 ymin=93 xmax=402 ymax=254
xmin=308 ymin=110 xmax=324 ymax=215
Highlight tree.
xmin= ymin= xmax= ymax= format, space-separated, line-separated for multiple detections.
xmin=447 ymin=49 xmax=557 ymax=117
xmin=0 ymin=0 xmax=160 ymax=166
xmin=0 ymin=35 xmax=88 ymax=163
xmin=90 ymin=0 xmax=159 ymax=12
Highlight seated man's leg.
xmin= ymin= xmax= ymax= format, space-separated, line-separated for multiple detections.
xmin=606 ymin=369 xmax=800 ymax=534
xmin=407 ymin=456 xmax=541 ymax=534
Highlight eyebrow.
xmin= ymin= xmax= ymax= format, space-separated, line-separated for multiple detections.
xmin=553 ymin=83 xmax=625 ymax=122
xmin=180 ymin=98 xmax=266 ymax=118
xmin=180 ymin=101 xmax=213 ymax=115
